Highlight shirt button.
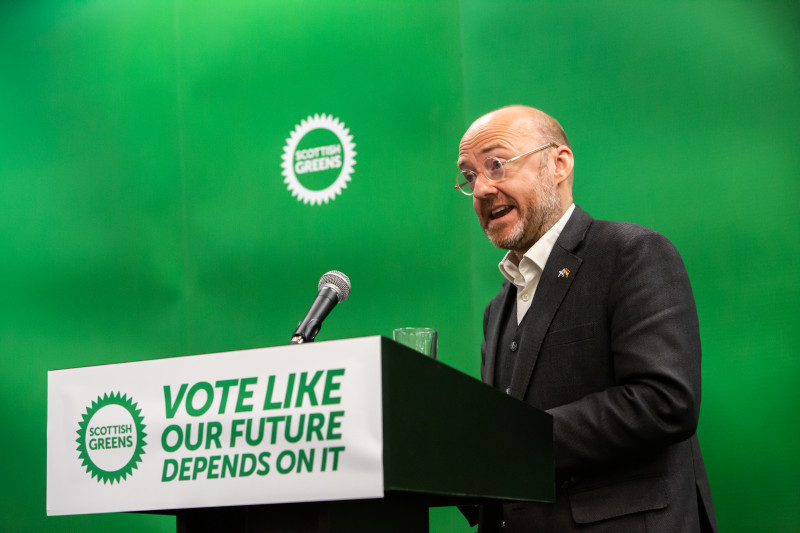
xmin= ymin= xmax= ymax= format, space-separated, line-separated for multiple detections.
xmin=510 ymin=341 xmax=518 ymax=352
xmin=522 ymin=293 xmax=530 ymax=302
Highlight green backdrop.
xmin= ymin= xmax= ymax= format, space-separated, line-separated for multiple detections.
xmin=1 ymin=1 xmax=797 ymax=531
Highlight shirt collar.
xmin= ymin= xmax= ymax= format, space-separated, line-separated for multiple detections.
xmin=498 ymin=203 xmax=576 ymax=285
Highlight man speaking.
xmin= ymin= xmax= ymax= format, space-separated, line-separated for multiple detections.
xmin=456 ymin=106 xmax=716 ymax=532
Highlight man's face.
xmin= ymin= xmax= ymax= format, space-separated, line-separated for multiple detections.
xmin=458 ymin=113 xmax=562 ymax=255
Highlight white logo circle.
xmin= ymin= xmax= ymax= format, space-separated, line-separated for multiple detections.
xmin=281 ymin=114 xmax=357 ymax=205
xmin=86 ymin=404 xmax=136 ymax=471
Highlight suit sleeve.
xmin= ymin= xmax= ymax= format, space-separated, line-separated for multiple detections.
xmin=480 ymin=299 xmax=491 ymax=383
xmin=547 ymin=230 xmax=702 ymax=474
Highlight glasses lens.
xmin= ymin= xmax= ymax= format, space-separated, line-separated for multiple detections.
xmin=456 ymin=170 xmax=476 ymax=195
xmin=483 ymin=157 xmax=505 ymax=181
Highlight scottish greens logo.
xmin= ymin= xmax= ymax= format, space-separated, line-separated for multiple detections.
xmin=281 ymin=114 xmax=357 ymax=205
xmin=76 ymin=392 xmax=147 ymax=484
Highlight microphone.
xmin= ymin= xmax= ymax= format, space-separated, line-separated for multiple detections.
xmin=290 ymin=271 xmax=351 ymax=344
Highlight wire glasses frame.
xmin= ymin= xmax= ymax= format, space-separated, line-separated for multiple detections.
xmin=454 ymin=142 xmax=559 ymax=196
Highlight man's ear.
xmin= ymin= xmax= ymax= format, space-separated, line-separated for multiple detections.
xmin=553 ymin=145 xmax=574 ymax=185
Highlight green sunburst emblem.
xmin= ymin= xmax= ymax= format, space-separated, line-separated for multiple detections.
xmin=76 ymin=392 xmax=147 ymax=484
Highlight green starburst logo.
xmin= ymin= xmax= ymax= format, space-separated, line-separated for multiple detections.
xmin=76 ymin=392 xmax=147 ymax=484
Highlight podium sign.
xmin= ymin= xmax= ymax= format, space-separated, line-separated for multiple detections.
xmin=47 ymin=336 xmax=385 ymax=516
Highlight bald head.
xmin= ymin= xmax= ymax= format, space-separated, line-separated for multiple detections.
xmin=459 ymin=105 xmax=575 ymax=198
xmin=466 ymin=105 xmax=570 ymax=149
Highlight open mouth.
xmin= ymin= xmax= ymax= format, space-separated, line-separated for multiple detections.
xmin=489 ymin=205 xmax=514 ymax=220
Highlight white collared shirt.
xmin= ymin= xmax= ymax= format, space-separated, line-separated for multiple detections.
xmin=498 ymin=204 xmax=575 ymax=324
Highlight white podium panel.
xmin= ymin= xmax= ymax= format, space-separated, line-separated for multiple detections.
xmin=47 ymin=336 xmax=384 ymax=516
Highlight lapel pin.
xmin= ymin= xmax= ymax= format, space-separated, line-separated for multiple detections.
xmin=558 ymin=268 xmax=570 ymax=278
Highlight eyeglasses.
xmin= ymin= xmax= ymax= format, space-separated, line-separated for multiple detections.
xmin=454 ymin=142 xmax=559 ymax=196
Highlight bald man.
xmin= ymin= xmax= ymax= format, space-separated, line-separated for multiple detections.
xmin=457 ymin=106 xmax=716 ymax=532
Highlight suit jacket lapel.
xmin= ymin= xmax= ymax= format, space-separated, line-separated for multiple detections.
xmin=507 ymin=206 xmax=593 ymax=399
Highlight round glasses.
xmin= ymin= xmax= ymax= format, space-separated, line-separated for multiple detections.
xmin=455 ymin=142 xmax=558 ymax=196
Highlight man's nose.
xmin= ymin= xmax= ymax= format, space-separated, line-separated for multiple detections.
xmin=471 ymin=172 xmax=498 ymax=198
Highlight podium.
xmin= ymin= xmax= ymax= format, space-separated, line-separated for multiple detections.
xmin=47 ymin=336 xmax=553 ymax=532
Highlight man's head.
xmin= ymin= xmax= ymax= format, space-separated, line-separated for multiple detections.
xmin=457 ymin=105 xmax=574 ymax=262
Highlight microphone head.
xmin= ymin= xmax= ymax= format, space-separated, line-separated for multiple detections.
xmin=319 ymin=270 xmax=351 ymax=302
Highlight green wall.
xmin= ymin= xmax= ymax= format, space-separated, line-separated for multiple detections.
xmin=1 ymin=1 xmax=797 ymax=531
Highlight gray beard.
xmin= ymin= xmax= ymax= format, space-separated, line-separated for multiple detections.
xmin=484 ymin=176 xmax=562 ymax=253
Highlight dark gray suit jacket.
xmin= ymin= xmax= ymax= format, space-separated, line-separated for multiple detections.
xmin=479 ymin=206 xmax=716 ymax=532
